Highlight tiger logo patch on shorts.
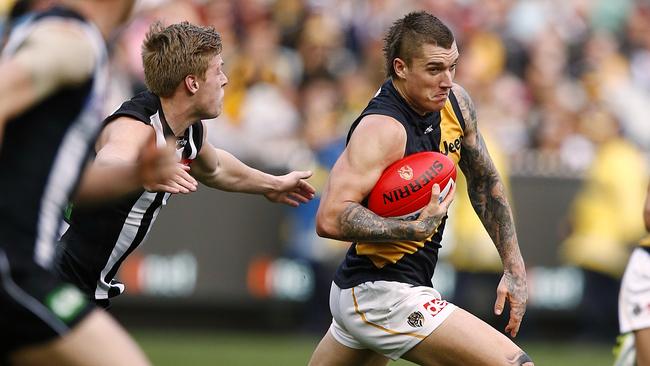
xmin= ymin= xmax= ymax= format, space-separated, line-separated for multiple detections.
xmin=407 ymin=311 xmax=424 ymax=327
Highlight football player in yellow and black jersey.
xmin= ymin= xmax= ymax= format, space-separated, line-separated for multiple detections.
xmin=308 ymin=11 xmax=532 ymax=366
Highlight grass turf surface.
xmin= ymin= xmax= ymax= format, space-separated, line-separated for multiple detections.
xmin=132 ymin=329 xmax=615 ymax=366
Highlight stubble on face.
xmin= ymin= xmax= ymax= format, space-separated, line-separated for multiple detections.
xmin=409 ymin=42 xmax=459 ymax=112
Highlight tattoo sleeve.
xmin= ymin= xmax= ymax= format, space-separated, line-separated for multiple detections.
xmin=454 ymin=85 xmax=523 ymax=270
xmin=338 ymin=202 xmax=442 ymax=242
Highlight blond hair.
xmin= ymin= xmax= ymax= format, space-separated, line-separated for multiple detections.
xmin=142 ymin=21 xmax=222 ymax=97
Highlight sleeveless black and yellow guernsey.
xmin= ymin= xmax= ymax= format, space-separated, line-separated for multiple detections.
xmin=333 ymin=79 xmax=465 ymax=289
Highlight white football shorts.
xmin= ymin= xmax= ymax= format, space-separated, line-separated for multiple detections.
xmin=328 ymin=281 xmax=456 ymax=360
xmin=619 ymin=247 xmax=650 ymax=333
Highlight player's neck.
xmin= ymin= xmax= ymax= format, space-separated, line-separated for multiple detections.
xmin=159 ymin=97 xmax=196 ymax=137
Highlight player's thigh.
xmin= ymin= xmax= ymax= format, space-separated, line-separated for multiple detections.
xmin=309 ymin=332 xmax=389 ymax=366
xmin=10 ymin=309 xmax=150 ymax=366
xmin=402 ymin=307 xmax=532 ymax=366
xmin=636 ymin=327 xmax=650 ymax=366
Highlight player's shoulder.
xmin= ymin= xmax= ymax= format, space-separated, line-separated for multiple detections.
xmin=124 ymin=91 xmax=161 ymax=112
xmin=354 ymin=86 xmax=409 ymax=130
xmin=97 ymin=115 xmax=154 ymax=149
xmin=107 ymin=91 xmax=161 ymax=124
xmin=102 ymin=116 xmax=153 ymax=136
xmin=348 ymin=114 xmax=407 ymax=162
xmin=4 ymin=13 xmax=99 ymax=95
xmin=10 ymin=6 xmax=96 ymax=50
xmin=25 ymin=15 xmax=94 ymax=51
xmin=354 ymin=114 xmax=406 ymax=141
xmin=450 ymin=83 xmax=477 ymax=130
xmin=450 ymin=83 xmax=472 ymax=106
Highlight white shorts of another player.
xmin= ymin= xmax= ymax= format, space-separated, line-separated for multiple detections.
xmin=328 ymin=281 xmax=456 ymax=360
xmin=619 ymin=247 xmax=650 ymax=333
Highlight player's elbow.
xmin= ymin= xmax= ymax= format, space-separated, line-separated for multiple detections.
xmin=315 ymin=218 xmax=337 ymax=239
xmin=315 ymin=210 xmax=339 ymax=239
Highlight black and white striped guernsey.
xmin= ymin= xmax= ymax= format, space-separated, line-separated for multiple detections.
xmin=56 ymin=91 xmax=204 ymax=300
xmin=0 ymin=7 xmax=108 ymax=269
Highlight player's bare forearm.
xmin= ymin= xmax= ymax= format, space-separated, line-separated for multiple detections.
xmin=336 ymin=202 xmax=441 ymax=242
xmin=194 ymin=146 xmax=314 ymax=206
xmin=194 ymin=146 xmax=277 ymax=193
xmin=74 ymin=163 xmax=141 ymax=204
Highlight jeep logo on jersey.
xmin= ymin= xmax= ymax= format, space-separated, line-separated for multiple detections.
xmin=46 ymin=285 xmax=87 ymax=323
xmin=397 ymin=165 xmax=413 ymax=180
xmin=442 ymin=136 xmax=463 ymax=155
xmin=383 ymin=160 xmax=445 ymax=205
xmin=407 ymin=311 xmax=424 ymax=327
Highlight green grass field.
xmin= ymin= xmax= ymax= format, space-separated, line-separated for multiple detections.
xmin=132 ymin=329 xmax=615 ymax=366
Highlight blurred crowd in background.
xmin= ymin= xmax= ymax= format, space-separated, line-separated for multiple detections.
xmin=2 ymin=0 xmax=650 ymax=341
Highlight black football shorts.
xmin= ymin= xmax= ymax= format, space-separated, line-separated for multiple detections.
xmin=0 ymin=247 xmax=94 ymax=357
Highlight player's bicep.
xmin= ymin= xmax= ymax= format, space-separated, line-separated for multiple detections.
xmin=330 ymin=117 xmax=405 ymax=201
xmin=317 ymin=116 xmax=406 ymax=234
xmin=323 ymin=149 xmax=382 ymax=206
xmin=95 ymin=118 xmax=154 ymax=165
xmin=23 ymin=21 xmax=96 ymax=87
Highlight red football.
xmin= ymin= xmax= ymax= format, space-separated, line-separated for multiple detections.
xmin=367 ymin=151 xmax=456 ymax=219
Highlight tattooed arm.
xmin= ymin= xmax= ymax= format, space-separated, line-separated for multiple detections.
xmin=452 ymin=83 xmax=528 ymax=337
xmin=316 ymin=115 xmax=454 ymax=243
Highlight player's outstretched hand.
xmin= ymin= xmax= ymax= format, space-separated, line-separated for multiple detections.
xmin=494 ymin=270 xmax=528 ymax=337
xmin=265 ymin=170 xmax=316 ymax=207
xmin=139 ymin=136 xmax=198 ymax=194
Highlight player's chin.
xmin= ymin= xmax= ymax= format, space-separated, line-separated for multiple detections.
xmin=432 ymin=97 xmax=448 ymax=107
xmin=207 ymin=105 xmax=222 ymax=119
xmin=424 ymin=99 xmax=445 ymax=111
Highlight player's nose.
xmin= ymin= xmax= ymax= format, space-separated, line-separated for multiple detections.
xmin=440 ymin=70 xmax=453 ymax=87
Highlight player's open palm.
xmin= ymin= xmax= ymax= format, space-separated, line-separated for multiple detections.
xmin=140 ymin=136 xmax=198 ymax=194
xmin=264 ymin=170 xmax=316 ymax=207
xmin=494 ymin=271 xmax=528 ymax=338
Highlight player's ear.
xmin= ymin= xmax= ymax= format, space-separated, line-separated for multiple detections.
xmin=185 ymin=75 xmax=199 ymax=94
xmin=393 ymin=58 xmax=408 ymax=79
